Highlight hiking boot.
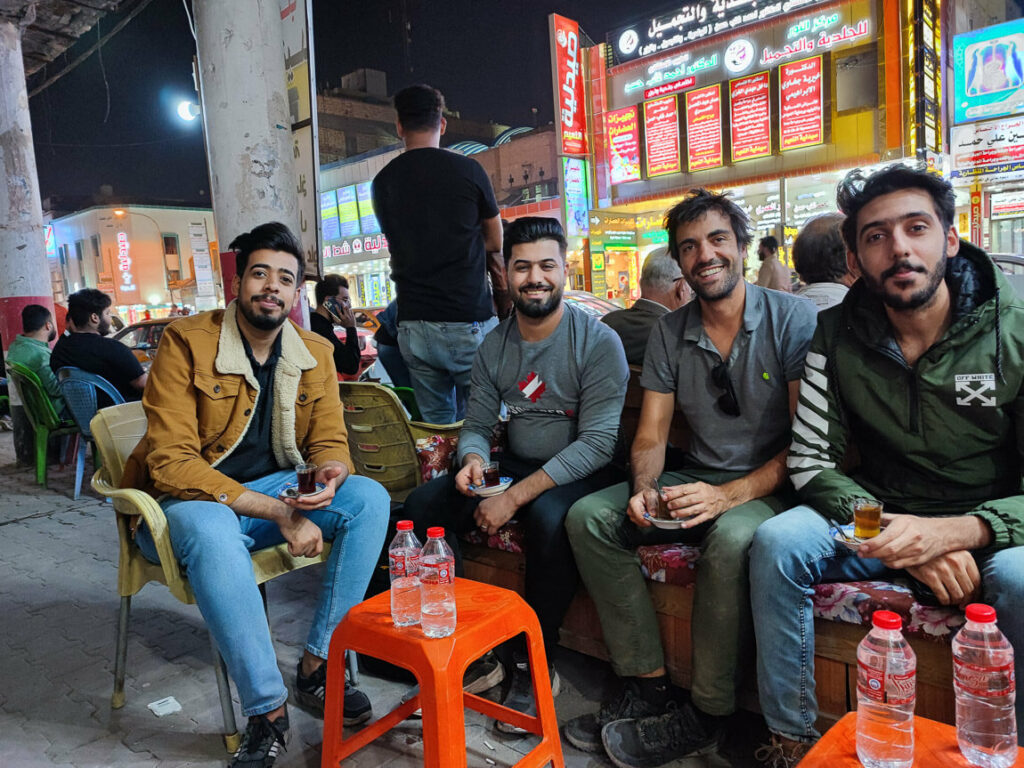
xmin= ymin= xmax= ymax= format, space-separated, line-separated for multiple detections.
xmin=753 ymin=733 xmax=815 ymax=767
xmin=400 ymin=650 xmax=506 ymax=719
xmin=601 ymin=702 xmax=721 ymax=768
xmin=494 ymin=657 xmax=560 ymax=735
xmin=564 ymin=678 xmax=670 ymax=753
xmin=230 ymin=710 xmax=289 ymax=767
xmin=294 ymin=660 xmax=372 ymax=725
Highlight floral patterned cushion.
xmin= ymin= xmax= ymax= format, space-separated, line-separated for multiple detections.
xmin=462 ymin=525 xmax=962 ymax=640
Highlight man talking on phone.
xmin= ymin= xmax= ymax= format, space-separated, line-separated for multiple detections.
xmin=310 ymin=274 xmax=361 ymax=376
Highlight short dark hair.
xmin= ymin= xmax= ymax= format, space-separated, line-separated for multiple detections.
xmin=837 ymin=164 xmax=956 ymax=255
xmin=759 ymin=236 xmax=779 ymax=252
xmin=665 ymin=189 xmax=752 ymax=263
xmin=502 ymin=217 xmax=567 ymax=264
xmin=21 ymin=304 xmax=52 ymax=334
xmin=67 ymin=288 xmax=112 ymax=328
xmin=229 ymin=222 xmax=305 ymax=281
xmin=315 ymin=274 xmax=349 ymax=306
xmin=394 ymin=84 xmax=445 ymax=132
xmin=793 ymin=213 xmax=848 ymax=283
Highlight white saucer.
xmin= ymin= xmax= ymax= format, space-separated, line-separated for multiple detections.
xmin=469 ymin=477 xmax=513 ymax=497
xmin=643 ymin=512 xmax=688 ymax=529
xmin=830 ymin=524 xmax=864 ymax=551
xmin=279 ymin=481 xmax=326 ymax=499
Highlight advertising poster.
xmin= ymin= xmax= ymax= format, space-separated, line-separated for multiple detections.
xmin=320 ymin=189 xmax=341 ymax=241
xmin=551 ymin=14 xmax=588 ymax=155
xmin=643 ymin=95 xmax=682 ymax=177
xmin=337 ymin=185 xmax=360 ymax=237
xmin=356 ymin=182 xmax=379 ymax=234
xmin=563 ymin=157 xmax=590 ymax=237
xmin=730 ymin=71 xmax=772 ymax=162
xmin=779 ymin=56 xmax=824 ymax=151
xmin=606 ymin=106 xmax=642 ymax=184
xmin=685 ymin=84 xmax=723 ymax=172
xmin=953 ymin=18 xmax=1024 ymax=124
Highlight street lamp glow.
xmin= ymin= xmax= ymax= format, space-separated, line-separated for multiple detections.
xmin=176 ymin=101 xmax=200 ymax=121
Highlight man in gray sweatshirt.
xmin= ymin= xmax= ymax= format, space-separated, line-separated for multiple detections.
xmin=400 ymin=216 xmax=629 ymax=730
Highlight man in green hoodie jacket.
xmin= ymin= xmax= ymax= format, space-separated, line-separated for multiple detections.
xmin=750 ymin=165 xmax=1024 ymax=764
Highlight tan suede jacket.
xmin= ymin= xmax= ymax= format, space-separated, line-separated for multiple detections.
xmin=121 ymin=303 xmax=353 ymax=504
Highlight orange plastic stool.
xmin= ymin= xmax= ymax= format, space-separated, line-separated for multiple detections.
xmin=321 ymin=578 xmax=564 ymax=768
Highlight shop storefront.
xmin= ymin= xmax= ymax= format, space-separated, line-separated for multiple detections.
xmin=320 ymin=181 xmax=396 ymax=307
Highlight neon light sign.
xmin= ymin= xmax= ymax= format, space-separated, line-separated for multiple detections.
xmin=116 ymin=232 xmax=137 ymax=291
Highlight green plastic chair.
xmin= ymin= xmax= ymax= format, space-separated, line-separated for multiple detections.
xmin=6 ymin=362 xmax=78 ymax=487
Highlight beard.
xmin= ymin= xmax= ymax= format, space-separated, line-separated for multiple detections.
xmin=860 ymin=244 xmax=947 ymax=311
xmin=98 ymin=318 xmax=111 ymax=336
xmin=513 ymin=282 xmax=564 ymax=318
xmin=685 ymin=259 xmax=742 ymax=303
xmin=239 ymin=293 xmax=289 ymax=331
xmin=47 ymin=328 xmax=57 ymax=343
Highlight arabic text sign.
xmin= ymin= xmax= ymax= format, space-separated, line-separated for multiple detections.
xmin=552 ymin=14 xmax=588 ymax=155
xmin=563 ymin=157 xmax=590 ymax=237
xmin=779 ymin=56 xmax=824 ymax=151
xmin=991 ymin=190 xmax=1024 ymax=219
xmin=320 ymin=190 xmax=340 ymax=242
xmin=729 ymin=71 xmax=771 ymax=162
xmin=337 ymin=185 xmax=360 ymax=237
xmin=644 ymin=96 xmax=681 ymax=177
xmin=685 ymin=84 xmax=723 ymax=172
xmin=644 ymin=76 xmax=696 ymax=100
xmin=952 ymin=117 xmax=1024 ymax=171
xmin=606 ymin=106 xmax=642 ymax=184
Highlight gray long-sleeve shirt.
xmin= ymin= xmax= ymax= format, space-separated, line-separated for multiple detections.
xmin=457 ymin=304 xmax=629 ymax=485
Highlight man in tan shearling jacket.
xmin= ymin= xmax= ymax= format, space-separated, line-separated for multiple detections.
xmin=121 ymin=222 xmax=389 ymax=768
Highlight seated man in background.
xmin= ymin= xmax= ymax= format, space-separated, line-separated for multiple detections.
xmin=602 ymin=248 xmax=691 ymax=367
xmin=6 ymin=304 xmax=67 ymax=416
xmin=565 ymin=190 xmax=816 ymax=765
xmin=51 ymin=288 xmax=147 ymax=404
xmin=121 ymin=222 xmax=390 ymax=768
xmin=309 ymin=274 xmax=361 ymax=376
xmin=792 ymin=212 xmax=857 ymax=311
xmin=401 ymin=217 xmax=629 ymax=729
xmin=751 ymin=165 xmax=1024 ymax=764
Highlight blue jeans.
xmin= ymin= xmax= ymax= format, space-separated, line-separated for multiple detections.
xmin=135 ymin=470 xmax=390 ymax=717
xmin=397 ymin=317 xmax=498 ymax=423
xmin=750 ymin=505 xmax=1024 ymax=744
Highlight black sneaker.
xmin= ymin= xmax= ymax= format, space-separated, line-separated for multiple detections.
xmin=230 ymin=710 xmax=289 ymax=767
xmin=494 ymin=657 xmax=560 ymax=735
xmin=601 ymin=702 xmax=721 ymax=768
xmin=564 ymin=678 xmax=669 ymax=753
xmin=400 ymin=650 xmax=507 ymax=720
xmin=294 ymin=660 xmax=372 ymax=725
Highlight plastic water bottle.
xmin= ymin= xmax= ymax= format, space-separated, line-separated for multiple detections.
xmin=856 ymin=610 xmax=916 ymax=768
xmin=419 ymin=526 xmax=456 ymax=638
xmin=388 ymin=520 xmax=422 ymax=627
xmin=952 ymin=603 xmax=1017 ymax=768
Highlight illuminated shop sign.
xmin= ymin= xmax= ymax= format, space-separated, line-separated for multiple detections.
xmin=322 ymin=233 xmax=389 ymax=261
xmin=563 ymin=157 xmax=591 ymax=237
xmin=320 ymin=190 xmax=341 ymax=241
xmin=953 ymin=18 xmax=1024 ymax=124
xmin=606 ymin=106 xmax=642 ymax=184
xmin=337 ymin=185 xmax=360 ymax=238
xmin=116 ymin=232 xmax=137 ymax=292
xmin=356 ymin=182 xmax=380 ymax=235
xmin=644 ymin=95 xmax=682 ymax=177
xmin=951 ymin=117 xmax=1024 ymax=177
xmin=644 ymin=77 xmax=695 ymax=100
xmin=760 ymin=18 xmax=869 ymax=65
xmin=685 ymin=84 xmax=723 ymax=171
xmin=608 ymin=0 xmax=819 ymax=64
xmin=552 ymin=14 xmax=588 ymax=155
xmin=991 ymin=190 xmax=1024 ymax=219
xmin=729 ymin=71 xmax=771 ymax=161
xmin=779 ymin=56 xmax=824 ymax=151
xmin=44 ymin=225 xmax=56 ymax=259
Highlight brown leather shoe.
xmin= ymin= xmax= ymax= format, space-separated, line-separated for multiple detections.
xmin=754 ymin=733 xmax=815 ymax=767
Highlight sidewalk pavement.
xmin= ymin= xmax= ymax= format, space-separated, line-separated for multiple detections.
xmin=0 ymin=431 xmax=766 ymax=767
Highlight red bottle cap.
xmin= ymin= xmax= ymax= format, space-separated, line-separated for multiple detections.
xmin=872 ymin=610 xmax=902 ymax=630
xmin=396 ymin=520 xmax=413 ymax=531
xmin=965 ymin=603 xmax=997 ymax=623
xmin=426 ymin=526 xmax=445 ymax=538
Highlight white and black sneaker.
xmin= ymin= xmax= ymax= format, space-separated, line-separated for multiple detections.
xmin=495 ymin=656 xmax=560 ymax=735
xmin=400 ymin=650 xmax=506 ymax=719
xmin=294 ymin=660 xmax=372 ymax=725
xmin=230 ymin=710 xmax=289 ymax=767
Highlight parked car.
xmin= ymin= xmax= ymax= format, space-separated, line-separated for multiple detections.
xmin=564 ymin=290 xmax=621 ymax=317
xmin=114 ymin=318 xmax=174 ymax=369
xmin=352 ymin=307 xmax=384 ymax=332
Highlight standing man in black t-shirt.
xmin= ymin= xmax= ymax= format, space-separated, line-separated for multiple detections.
xmin=51 ymin=288 xmax=147 ymax=403
xmin=372 ymin=84 xmax=503 ymax=423
xmin=309 ymin=274 xmax=360 ymax=376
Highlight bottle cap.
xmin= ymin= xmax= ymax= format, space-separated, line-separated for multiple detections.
xmin=965 ymin=603 xmax=997 ymax=623
xmin=426 ymin=526 xmax=445 ymax=538
xmin=396 ymin=520 xmax=413 ymax=531
xmin=872 ymin=610 xmax=902 ymax=630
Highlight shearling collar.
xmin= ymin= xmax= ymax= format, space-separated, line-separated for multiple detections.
xmin=215 ymin=302 xmax=317 ymax=388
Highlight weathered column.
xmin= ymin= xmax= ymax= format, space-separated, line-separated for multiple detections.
xmin=1 ymin=13 xmax=56 ymax=463
xmin=193 ymin=0 xmax=299 ymax=249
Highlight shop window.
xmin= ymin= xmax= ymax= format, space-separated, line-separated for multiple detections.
xmin=90 ymin=235 xmax=102 ymax=276
xmin=835 ymin=46 xmax=877 ymax=113
xmin=162 ymin=234 xmax=182 ymax=283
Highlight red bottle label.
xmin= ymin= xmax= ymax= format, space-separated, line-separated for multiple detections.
xmin=421 ymin=560 xmax=454 ymax=584
xmin=857 ymin=660 xmax=916 ymax=706
xmin=389 ymin=553 xmax=419 ymax=578
xmin=954 ymin=658 xmax=1016 ymax=698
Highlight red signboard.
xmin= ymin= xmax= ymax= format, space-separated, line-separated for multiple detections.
xmin=779 ymin=56 xmax=824 ymax=151
xmin=644 ymin=96 xmax=681 ymax=178
xmin=644 ymin=77 xmax=696 ymax=100
xmin=606 ymin=106 xmax=642 ymax=184
xmin=729 ymin=71 xmax=771 ymax=162
xmin=685 ymin=84 xmax=723 ymax=172
xmin=552 ymin=14 xmax=588 ymax=156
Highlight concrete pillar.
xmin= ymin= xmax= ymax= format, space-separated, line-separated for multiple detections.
xmin=193 ymin=0 xmax=299 ymax=251
xmin=0 ymin=15 xmax=56 ymax=464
